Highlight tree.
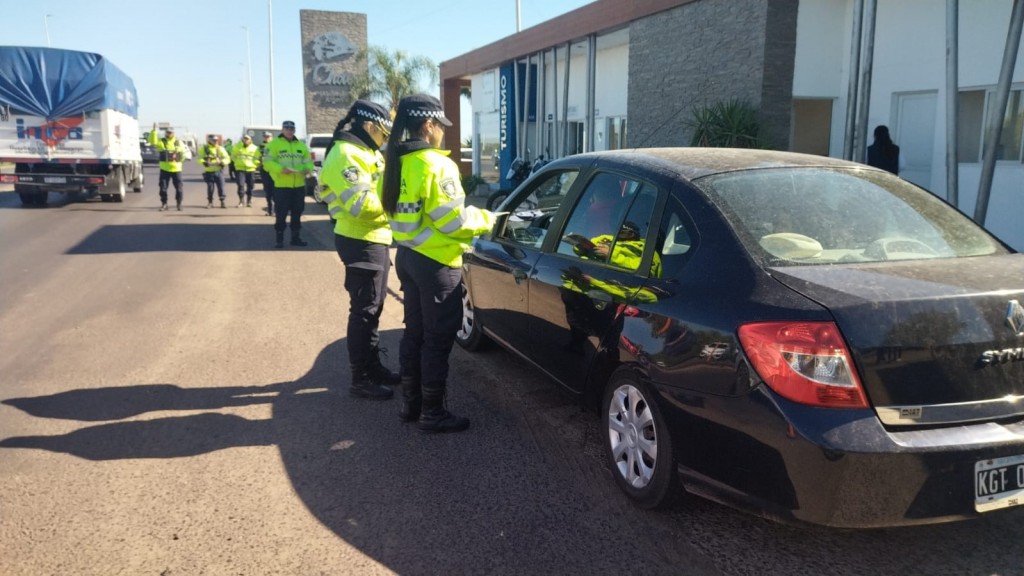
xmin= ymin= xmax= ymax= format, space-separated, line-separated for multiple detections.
xmin=349 ymin=46 xmax=438 ymax=113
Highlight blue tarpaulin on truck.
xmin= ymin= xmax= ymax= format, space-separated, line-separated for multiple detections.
xmin=0 ymin=46 xmax=138 ymax=119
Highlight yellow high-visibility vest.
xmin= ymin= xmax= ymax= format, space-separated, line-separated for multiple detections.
xmin=387 ymin=147 xmax=494 ymax=267
xmin=320 ymin=139 xmax=391 ymax=245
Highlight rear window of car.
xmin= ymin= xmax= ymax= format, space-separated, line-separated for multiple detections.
xmin=697 ymin=167 xmax=1007 ymax=265
xmin=308 ymin=136 xmax=333 ymax=148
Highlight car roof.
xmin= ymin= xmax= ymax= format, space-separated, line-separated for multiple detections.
xmin=555 ymin=148 xmax=875 ymax=180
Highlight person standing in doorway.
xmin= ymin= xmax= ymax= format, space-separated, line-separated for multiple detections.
xmin=148 ymin=124 xmax=188 ymax=211
xmin=264 ymin=120 xmax=314 ymax=248
xmin=381 ymin=94 xmax=498 ymax=433
xmin=232 ymin=134 xmax=260 ymax=207
xmin=320 ymin=99 xmax=397 ymax=400
xmin=198 ymin=134 xmax=231 ymax=208
xmin=867 ymin=125 xmax=900 ymax=175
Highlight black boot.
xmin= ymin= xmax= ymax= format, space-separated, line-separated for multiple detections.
xmin=274 ymin=231 xmax=284 ymax=249
xmin=290 ymin=233 xmax=308 ymax=247
xmin=398 ymin=376 xmax=421 ymax=423
xmin=418 ymin=383 xmax=469 ymax=433
xmin=367 ymin=347 xmax=400 ymax=386
xmin=349 ymin=366 xmax=394 ymax=400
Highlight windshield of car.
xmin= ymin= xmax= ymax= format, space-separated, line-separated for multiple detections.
xmin=697 ymin=167 xmax=1007 ymax=265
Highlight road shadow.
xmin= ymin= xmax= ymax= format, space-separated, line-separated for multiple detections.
xmin=64 ymin=222 xmax=334 ymax=253
xmin=0 ymin=335 xmax=720 ymax=575
xmin=5 ymin=336 xmax=1024 ymax=575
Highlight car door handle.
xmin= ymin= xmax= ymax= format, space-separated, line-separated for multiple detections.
xmin=512 ymin=269 xmax=528 ymax=284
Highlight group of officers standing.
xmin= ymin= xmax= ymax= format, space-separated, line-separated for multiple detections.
xmin=149 ymin=95 xmax=497 ymax=434
xmin=149 ymin=122 xmax=314 ymax=247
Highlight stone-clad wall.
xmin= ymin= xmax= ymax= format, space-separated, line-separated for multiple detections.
xmin=627 ymin=0 xmax=798 ymax=149
xmin=299 ymin=10 xmax=367 ymax=135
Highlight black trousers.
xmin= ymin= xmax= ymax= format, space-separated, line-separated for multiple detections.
xmin=273 ymin=186 xmax=305 ymax=233
xmin=158 ymin=170 xmax=183 ymax=204
xmin=236 ymin=171 xmax=255 ymax=201
xmin=395 ymin=246 xmax=462 ymax=388
xmin=260 ymin=169 xmax=274 ymax=210
xmin=336 ymin=235 xmax=391 ymax=369
xmin=204 ymin=171 xmax=225 ymax=201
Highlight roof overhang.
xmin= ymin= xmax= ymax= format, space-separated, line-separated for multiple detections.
xmin=439 ymin=0 xmax=697 ymax=80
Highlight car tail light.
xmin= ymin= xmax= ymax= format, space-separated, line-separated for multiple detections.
xmin=737 ymin=321 xmax=867 ymax=408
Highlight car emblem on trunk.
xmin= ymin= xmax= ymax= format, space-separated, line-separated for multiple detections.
xmin=1009 ymin=300 xmax=1024 ymax=337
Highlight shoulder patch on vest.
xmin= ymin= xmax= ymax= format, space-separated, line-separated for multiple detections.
xmin=343 ymin=166 xmax=361 ymax=183
xmin=440 ymin=177 xmax=457 ymax=198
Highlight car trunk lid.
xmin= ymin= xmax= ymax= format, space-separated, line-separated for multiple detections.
xmin=768 ymin=255 xmax=1024 ymax=426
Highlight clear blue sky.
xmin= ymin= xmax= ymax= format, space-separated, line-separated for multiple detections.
xmin=2 ymin=0 xmax=594 ymax=140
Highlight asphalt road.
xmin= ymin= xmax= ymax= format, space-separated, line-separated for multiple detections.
xmin=1 ymin=163 xmax=1022 ymax=576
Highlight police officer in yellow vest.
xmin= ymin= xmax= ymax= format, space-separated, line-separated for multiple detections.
xmin=148 ymin=123 xmax=188 ymax=211
xmin=320 ymin=99 xmax=397 ymax=401
xmin=231 ymin=134 xmax=261 ymax=208
xmin=381 ymin=94 xmax=497 ymax=433
xmin=264 ymin=120 xmax=314 ymax=248
xmin=199 ymin=134 xmax=231 ymax=208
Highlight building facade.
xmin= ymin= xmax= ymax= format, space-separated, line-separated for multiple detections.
xmin=440 ymin=0 xmax=1024 ymax=249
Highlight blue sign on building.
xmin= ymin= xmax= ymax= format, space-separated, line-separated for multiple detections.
xmin=497 ymin=62 xmax=538 ymax=189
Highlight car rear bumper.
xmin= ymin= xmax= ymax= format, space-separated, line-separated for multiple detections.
xmin=666 ymin=386 xmax=1024 ymax=527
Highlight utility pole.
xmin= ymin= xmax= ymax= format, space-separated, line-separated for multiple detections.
xmin=243 ymin=25 xmax=254 ymax=127
xmin=44 ymin=14 xmax=52 ymax=47
xmin=268 ymin=0 xmax=276 ymax=125
xmin=516 ymin=0 xmax=521 ymax=32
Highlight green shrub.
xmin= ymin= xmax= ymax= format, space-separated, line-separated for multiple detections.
xmin=689 ymin=99 xmax=766 ymax=148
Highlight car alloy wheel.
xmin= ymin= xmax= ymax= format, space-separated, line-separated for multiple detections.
xmin=603 ymin=370 xmax=679 ymax=509
xmin=455 ymin=283 xmax=489 ymax=351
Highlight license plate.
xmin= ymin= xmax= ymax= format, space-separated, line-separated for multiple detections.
xmin=975 ymin=454 xmax=1024 ymax=512
xmin=44 ymin=176 xmax=67 ymax=184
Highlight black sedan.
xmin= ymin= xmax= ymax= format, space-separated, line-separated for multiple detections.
xmin=139 ymin=140 xmax=159 ymax=164
xmin=456 ymin=148 xmax=1024 ymax=528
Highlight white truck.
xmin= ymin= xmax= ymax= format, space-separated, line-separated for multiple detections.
xmin=305 ymin=132 xmax=333 ymax=203
xmin=0 ymin=46 xmax=144 ymax=206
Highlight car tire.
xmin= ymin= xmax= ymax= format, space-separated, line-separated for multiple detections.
xmin=602 ymin=369 xmax=680 ymax=509
xmin=455 ymin=283 xmax=490 ymax=351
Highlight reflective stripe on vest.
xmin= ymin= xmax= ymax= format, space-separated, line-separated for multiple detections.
xmin=320 ymin=188 xmax=339 ymax=204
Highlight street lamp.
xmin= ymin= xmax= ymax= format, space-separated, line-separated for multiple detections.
xmin=44 ymin=14 xmax=53 ymax=47
xmin=242 ymin=25 xmax=254 ymax=126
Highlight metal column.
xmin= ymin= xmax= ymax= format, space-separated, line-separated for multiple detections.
xmin=975 ymin=0 xmax=1024 ymax=225
xmin=945 ymin=0 xmax=960 ymax=209
xmin=843 ymin=0 xmax=864 ymax=161
xmin=854 ymin=0 xmax=877 ymax=163
xmin=586 ymin=35 xmax=597 ymax=153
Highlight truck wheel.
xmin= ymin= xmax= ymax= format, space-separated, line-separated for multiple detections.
xmin=33 ymin=191 xmax=48 ymax=206
xmin=111 ymin=172 xmax=126 ymax=202
xmin=18 ymin=192 xmax=35 ymax=206
xmin=106 ymin=169 xmax=127 ymax=202
xmin=132 ymin=168 xmax=144 ymax=192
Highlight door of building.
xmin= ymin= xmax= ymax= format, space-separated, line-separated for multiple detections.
xmin=894 ymin=91 xmax=937 ymax=190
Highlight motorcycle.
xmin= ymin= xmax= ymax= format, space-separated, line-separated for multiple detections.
xmin=486 ymin=155 xmax=548 ymax=210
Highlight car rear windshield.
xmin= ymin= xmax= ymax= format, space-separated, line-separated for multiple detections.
xmin=309 ymin=136 xmax=333 ymax=148
xmin=696 ymin=167 xmax=1008 ymax=266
